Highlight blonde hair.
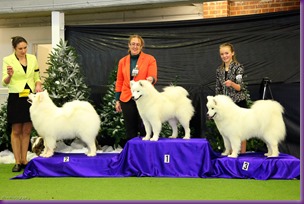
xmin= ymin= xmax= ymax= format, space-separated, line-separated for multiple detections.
xmin=128 ymin=34 xmax=144 ymax=53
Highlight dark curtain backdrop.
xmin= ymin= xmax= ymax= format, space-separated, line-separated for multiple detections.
xmin=65 ymin=10 xmax=300 ymax=158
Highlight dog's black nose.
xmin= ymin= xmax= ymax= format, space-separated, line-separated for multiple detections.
xmin=206 ymin=113 xmax=213 ymax=120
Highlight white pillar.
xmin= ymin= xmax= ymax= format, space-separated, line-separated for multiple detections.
xmin=52 ymin=11 xmax=65 ymax=49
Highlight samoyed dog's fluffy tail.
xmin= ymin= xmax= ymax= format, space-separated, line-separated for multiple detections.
xmin=206 ymin=95 xmax=286 ymax=158
xmin=131 ymin=80 xmax=194 ymax=141
xmin=28 ymin=90 xmax=101 ymax=157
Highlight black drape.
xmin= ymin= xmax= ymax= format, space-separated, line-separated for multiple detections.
xmin=65 ymin=10 xmax=300 ymax=158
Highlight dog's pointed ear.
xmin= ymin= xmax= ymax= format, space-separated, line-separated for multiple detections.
xmin=207 ymin=96 xmax=217 ymax=105
xmin=37 ymin=94 xmax=41 ymax=102
xmin=130 ymin=80 xmax=134 ymax=87
xmin=37 ymin=92 xmax=44 ymax=102
xmin=207 ymin=96 xmax=215 ymax=103
xmin=139 ymin=81 xmax=143 ymax=87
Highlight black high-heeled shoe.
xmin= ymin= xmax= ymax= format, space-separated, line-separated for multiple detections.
xmin=12 ymin=164 xmax=22 ymax=172
xmin=21 ymin=163 xmax=28 ymax=169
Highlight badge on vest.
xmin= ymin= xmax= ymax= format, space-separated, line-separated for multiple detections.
xmin=132 ymin=65 xmax=139 ymax=77
xmin=19 ymin=89 xmax=30 ymax=98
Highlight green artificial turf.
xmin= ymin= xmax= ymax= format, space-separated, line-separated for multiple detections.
xmin=0 ymin=164 xmax=301 ymax=201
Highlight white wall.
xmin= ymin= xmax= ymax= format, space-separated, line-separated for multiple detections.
xmin=36 ymin=44 xmax=52 ymax=83
xmin=0 ymin=26 xmax=52 ymax=88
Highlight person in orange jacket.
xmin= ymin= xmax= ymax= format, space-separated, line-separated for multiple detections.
xmin=115 ymin=34 xmax=157 ymax=146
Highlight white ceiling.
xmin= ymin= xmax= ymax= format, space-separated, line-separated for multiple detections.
xmin=0 ymin=0 xmax=216 ymax=28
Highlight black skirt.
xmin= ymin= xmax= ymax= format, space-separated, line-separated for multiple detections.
xmin=7 ymin=93 xmax=32 ymax=125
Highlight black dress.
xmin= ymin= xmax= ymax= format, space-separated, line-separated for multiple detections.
xmin=7 ymin=64 xmax=32 ymax=125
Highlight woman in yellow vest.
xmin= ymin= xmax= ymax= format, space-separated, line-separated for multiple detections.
xmin=2 ymin=36 xmax=42 ymax=172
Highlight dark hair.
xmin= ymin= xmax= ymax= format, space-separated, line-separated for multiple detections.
xmin=11 ymin=36 xmax=27 ymax=48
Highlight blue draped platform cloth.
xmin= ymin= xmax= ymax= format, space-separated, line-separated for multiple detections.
xmin=12 ymin=137 xmax=300 ymax=180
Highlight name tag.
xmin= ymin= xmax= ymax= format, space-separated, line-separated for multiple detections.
xmin=19 ymin=89 xmax=30 ymax=98
xmin=132 ymin=65 xmax=139 ymax=77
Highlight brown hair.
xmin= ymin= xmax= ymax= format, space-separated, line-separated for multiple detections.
xmin=219 ymin=42 xmax=238 ymax=67
xmin=11 ymin=36 xmax=27 ymax=49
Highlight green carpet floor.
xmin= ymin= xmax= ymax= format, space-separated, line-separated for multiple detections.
xmin=0 ymin=164 xmax=301 ymax=201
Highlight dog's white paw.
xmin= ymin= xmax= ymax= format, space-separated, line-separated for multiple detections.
xmin=142 ymin=137 xmax=150 ymax=141
xmin=86 ymin=152 xmax=96 ymax=157
xmin=150 ymin=137 xmax=159 ymax=141
xmin=40 ymin=153 xmax=53 ymax=158
xmin=182 ymin=136 xmax=190 ymax=139
xmin=168 ymin=135 xmax=177 ymax=139
xmin=267 ymin=153 xmax=279 ymax=157
xmin=221 ymin=152 xmax=229 ymax=156
xmin=228 ymin=154 xmax=238 ymax=158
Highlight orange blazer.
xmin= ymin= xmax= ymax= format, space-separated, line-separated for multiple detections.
xmin=115 ymin=52 xmax=157 ymax=102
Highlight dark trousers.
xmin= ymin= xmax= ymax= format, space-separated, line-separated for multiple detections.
xmin=236 ymin=99 xmax=248 ymax=108
xmin=120 ymin=99 xmax=146 ymax=141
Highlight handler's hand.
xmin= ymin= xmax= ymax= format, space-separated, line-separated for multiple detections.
xmin=7 ymin=66 xmax=14 ymax=77
xmin=146 ymin=76 xmax=153 ymax=83
xmin=115 ymin=101 xmax=122 ymax=112
xmin=223 ymin=80 xmax=233 ymax=87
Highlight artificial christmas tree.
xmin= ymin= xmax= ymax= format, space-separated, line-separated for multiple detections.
xmin=0 ymin=101 xmax=10 ymax=151
xmin=99 ymin=66 xmax=126 ymax=148
xmin=43 ymin=39 xmax=91 ymax=106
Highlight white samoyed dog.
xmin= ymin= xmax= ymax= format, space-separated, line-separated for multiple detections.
xmin=206 ymin=95 xmax=286 ymax=158
xmin=28 ymin=90 xmax=101 ymax=157
xmin=130 ymin=80 xmax=195 ymax=141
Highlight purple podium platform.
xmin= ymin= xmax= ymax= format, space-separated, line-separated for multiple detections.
xmin=13 ymin=137 xmax=300 ymax=180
